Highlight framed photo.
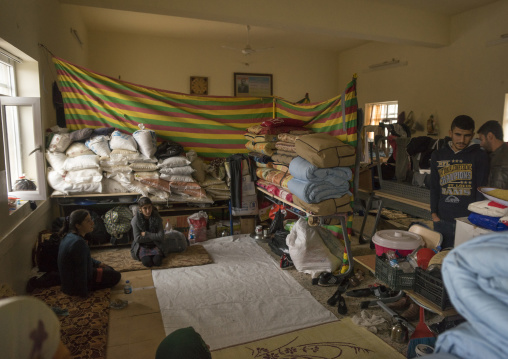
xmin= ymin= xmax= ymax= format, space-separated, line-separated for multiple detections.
xmin=234 ymin=72 xmax=273 ymax=97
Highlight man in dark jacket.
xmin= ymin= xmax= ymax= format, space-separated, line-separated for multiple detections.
xmin=477 ymin=120 xmax=508 ymax=189
xmin=430 ymin=115 xmax=489 ymax=248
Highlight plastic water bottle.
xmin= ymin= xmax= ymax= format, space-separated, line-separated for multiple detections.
xmin=189 ymin=228 xmax=195 ymax=245
xmin=124 ymin=280 xmax=132 ymax=294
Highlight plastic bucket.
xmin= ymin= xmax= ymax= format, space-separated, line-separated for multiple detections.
xmin=372 ymin=229 xmax=423 ymax=257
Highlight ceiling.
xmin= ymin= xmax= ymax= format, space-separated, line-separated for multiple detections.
xmin=65 ymin=0 xmax=500 ymax=54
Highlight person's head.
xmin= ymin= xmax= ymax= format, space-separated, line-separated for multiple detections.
xmin=155 ymin=327 xmax=211 ymax=359
xmin=0 ymin=296 xmax=71 ymax=359
xmin=477 ymin=120 xmax=504 ymax=152
xmin=138 ymin=197 xmax=153 ymax=219
xmin=449 ymin=115 xmax=475 ymax=151
xmin=59 ymin=209 xmax=93 ymax=237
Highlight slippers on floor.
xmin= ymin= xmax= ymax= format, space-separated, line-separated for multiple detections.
xmin=337 ymin=295 xmax=348 ymax=315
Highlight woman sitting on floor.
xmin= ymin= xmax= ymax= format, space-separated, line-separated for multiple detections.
xmin=58 ymin=209 xmax=121 ymax=297
xmin=130 ymin=197 xmax=166 ymax=267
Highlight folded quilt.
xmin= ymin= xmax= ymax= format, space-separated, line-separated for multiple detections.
xmin=256 ymin=179 xmax=293 ymax=202
xmin=435 ymin=233 xmax=508 ymax=359
xmin=272 ymin=163 xmax=290 ymax=172
xmin=293 ymin=194 xmax=352 ymax=216
xmin=245 ymin=141 xmax=276 ymax=156
xmin=247 ymin=124 xmax=312 ymax=135
xmin=271 ymin=152 xmax=296 ymax=165
xmin=288 ymin=178 xmax=350 ymax=204
xmin=289 ymin=156 xmax=352 ymax=186
xmin=277 ymin=132 xmax=304 ymax=143
xmin=255 ymin=168 xmax=293 ymax=189
xmin=244 ymin=132 xmax=278 ymax=143
xmin=275 ymin=141 xmax=296 ymax=152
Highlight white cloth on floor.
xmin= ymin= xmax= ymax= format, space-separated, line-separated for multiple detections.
xmin=152 ymin=235 xmax=337 ymax=350
xmin=351 ymin=310 xmax=386 ymax=333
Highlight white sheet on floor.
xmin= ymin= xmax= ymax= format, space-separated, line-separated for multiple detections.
xmin=152 ymin=235 xmax=337 ymax=350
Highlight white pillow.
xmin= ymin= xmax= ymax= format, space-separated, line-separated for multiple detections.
xmin=109 ymin=130 xmax=138 ymax=151
xmin=45 ymin=151 xmax=67 ymax=175
xmin=66 ymin=142 xmax=95 ymax=157
xmin=158 ymin=157 xmax=191 ymax=168
xmin=64 ymin=168 xmax=103 ymax=184
xmin=63 ymin=155 xmax=100 ymax=171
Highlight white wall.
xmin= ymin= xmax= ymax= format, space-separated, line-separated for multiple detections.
xmin=86 ymin=31 xmax=341 ymax=103
xmin=0 ymin=0 xmax=89 ymax=294
xmin=338 ymin=1 xmax=508 ymax=136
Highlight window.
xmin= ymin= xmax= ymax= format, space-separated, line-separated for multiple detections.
xmin=362 ymin=101 xmax=399 ymax=162
xmin=0 ymin=45 xmax=45 ymax=213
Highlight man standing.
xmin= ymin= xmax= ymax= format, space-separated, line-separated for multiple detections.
xmin=477 ymin=120 xmax=508 ymax=189
xmin=430 ymin=115 xmax=489 ymax=248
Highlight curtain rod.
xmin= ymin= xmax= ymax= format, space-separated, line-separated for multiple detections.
xmin=0 ymin=47 xmax=23 ymax=64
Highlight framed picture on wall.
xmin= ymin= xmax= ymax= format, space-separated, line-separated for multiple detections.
xmin=234 ymin=73 xmax=273 ymax=97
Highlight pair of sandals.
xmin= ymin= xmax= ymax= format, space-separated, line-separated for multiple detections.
xmin=326 ymin=276 xmax=349 ymax=315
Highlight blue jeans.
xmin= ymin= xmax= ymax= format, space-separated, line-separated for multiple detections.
xmin=433 ymin=220 xmax=456 ymax=249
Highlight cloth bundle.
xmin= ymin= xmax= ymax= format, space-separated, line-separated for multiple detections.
xmin=288 ymin=178 xmax=350 ymax=204
xmin=295 ymin=133 xmax=356 ymax=168
xmin=255 ymin=168 xmax=293 ymax=189
xmin=433 ymin=233 xmax=508 ymax=359
xmin=256 ymin=179 xmax=293 ymax=202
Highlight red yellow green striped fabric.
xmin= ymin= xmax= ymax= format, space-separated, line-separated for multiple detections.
xmin=54 ymin=57 xmax=357 ymax=159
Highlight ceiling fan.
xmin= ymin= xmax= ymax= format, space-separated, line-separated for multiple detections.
xmin=222 ymin=25 xmax=273 ymax=56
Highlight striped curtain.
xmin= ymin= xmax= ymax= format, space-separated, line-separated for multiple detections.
xmin=54 ymin=57 xmax=357 ymax=159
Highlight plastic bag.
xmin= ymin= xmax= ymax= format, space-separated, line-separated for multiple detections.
xmin=163 ymin=220 xmax=188 ymax=253
xmin=133 ymin=123 xmax=157 ymax=158
xmin=187 ymin=211 xmax=208 ymax=243
xmin=268 ymin=208 xmax=285 ymax=235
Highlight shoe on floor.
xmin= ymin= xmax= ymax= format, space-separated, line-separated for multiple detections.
xmin=387 ymin=295 xmax=410 ymax=309
xmin=280 ymin=254 xmax=294 ymax=270
xmin=318 ymin=272 xmax=344 ymax=286
xmin=401 ymin=302 xmax=419 ymax=321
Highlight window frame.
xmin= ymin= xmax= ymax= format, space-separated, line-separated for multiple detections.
xmin=0 ymin=96 xmax=46 ymax=201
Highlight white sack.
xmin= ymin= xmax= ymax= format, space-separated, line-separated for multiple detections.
xmin=133 ymin=123 xmax=157 ymax=158
xmin=48 ymin=133 xmax=71 ymax=153
xmin=63 ymin=155 xmax=100 ymax=172
xmin=66 ymin=142 xmax=95 ymax=157
xmin=103 ymin=178 xmax=128 ymax=193
xmin=158 ymin=157 xmax=191 ymax=168
xmin=45 ymin=151 xmax=67 ymax=175
xmin=286 ymin=218 xmax=341 ymax=278
xmin=85 ymin=135 xmax=111 ymax=157
xmin=109 ymin=130 xmax=138 ymax=151
xmin=64 ymin=168 xmax=103 ymax=184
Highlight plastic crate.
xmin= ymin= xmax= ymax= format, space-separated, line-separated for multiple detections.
xmin=414 ymin=267 xmax=453 ymax=310
xmin=374 ymin=256 xmax=415 ymax=290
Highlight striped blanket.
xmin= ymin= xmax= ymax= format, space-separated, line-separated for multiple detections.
xmin=53 ymin=57 xmax=357 ymax=159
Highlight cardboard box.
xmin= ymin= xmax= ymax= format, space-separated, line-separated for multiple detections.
xmin=240 ymin=216 xmax=256 ymax=234
xmin=161 ymin=215 xmax=191 ymax=238
xmin=454 ymin=217 xmax=493 ymax=247
xmin=232 ymin=194 xmax=259 ymax=216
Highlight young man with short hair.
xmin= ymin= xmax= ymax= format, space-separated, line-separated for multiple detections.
xmin=477 ymin=120 xmax=508 ymax=189
xmin=430 ymin=115 xmax=489 ymax=248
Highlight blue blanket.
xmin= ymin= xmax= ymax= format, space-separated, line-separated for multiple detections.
xmin=288 ymin=156 xmax=352 ymax=186
xmin=287 ymin=178 xmax=351 ymax=204
xmin=433 ymin=233 xmax=508 ymax=359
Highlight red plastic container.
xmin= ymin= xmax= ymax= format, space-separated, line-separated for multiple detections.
xmin=372 ymin=230 xmax=423 ymax=257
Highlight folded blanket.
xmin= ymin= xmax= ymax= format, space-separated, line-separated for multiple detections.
xmin=245 ymin=141 xmax=276 ymax=156
xmin=271 ymin=152 xmax=295 ymax=165
xmin=278 ymin=133 xmax=303 ymax=143
xmin=272 ymin=164 xmax=290 ymax=173
xmin=244 ymin=133 xmax=278 ymax=142
xmin=295 ymin=133 xmax=356 ymax=168
xmin=256 ymin=179 xmax=293 ymax=202
xmin=289 ymin=156 xmax=352 ymax=186
xmin=275 ymin=141 xmax=296 ymax=152
xmin=435 ymin=233 xmax=508 ymax=359
xmin=288 ymin=178 xmax=351 ymax=204
xmin=255 ymin=168 xmax=293 ymax=189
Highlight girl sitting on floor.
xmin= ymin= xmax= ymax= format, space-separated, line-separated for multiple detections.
xmin=130 ymin=197 xmax=166 ymax=267
xmin=58 ymin=209 xmax=121 ymax=297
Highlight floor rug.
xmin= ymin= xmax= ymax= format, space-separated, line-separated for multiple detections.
xmin=31 ymin=286 xmax=110 ymax=359
xmin=91 ymin=244 xmax=213 ymax=272
xmin=152 ymin=235 xmax=338 ymax=350
xmin=211 ymin=319 xmax=405 ymax=359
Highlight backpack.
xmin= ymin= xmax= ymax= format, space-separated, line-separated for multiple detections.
xmin=88 ymin=210 xmax=111 ymax=245
xmin=102 ymin=206 xmax=133 ymax=244
xmin=32 ymin=230 xmax=61 ymax=272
